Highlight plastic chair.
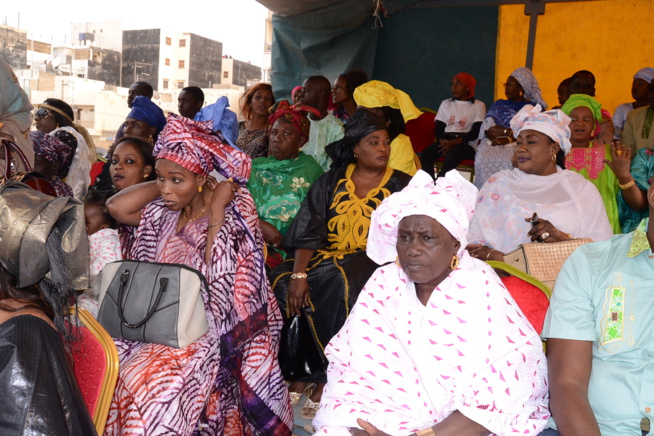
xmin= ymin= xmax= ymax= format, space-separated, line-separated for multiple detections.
xmin=487 ymin=261 xmax=551 ymax=335
xmin=69 ymin=308 xmax=119 ymax=435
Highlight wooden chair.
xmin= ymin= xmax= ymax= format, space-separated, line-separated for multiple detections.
xmin=69 ymin=308 xmax=119 ymax=435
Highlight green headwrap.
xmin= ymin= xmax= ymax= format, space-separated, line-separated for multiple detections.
xmin=561 ymin=93 xmax=603 ymax=123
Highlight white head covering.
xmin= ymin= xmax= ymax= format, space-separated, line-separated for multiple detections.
xmin=634 ymin=67 xmax=654 ymax=84
xmin=510 ymin=104 xmax=572 ymax=155
xmin=367 ymin=170 xmax=477 ymax=263
xmin=511 ymin=67 xmax=547 ymax=109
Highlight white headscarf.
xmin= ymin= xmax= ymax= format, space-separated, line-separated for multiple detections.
xmin=367 ymin=170 xmax=477 ymax=262
xmin=511 ymin=67 xmax=547 ymax=109
xmin=510 ymin=104 xmax=572 ymax=155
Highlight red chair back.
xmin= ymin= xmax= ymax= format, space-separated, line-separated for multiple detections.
xmin=500 ymin=276 xmax=550 ymax=335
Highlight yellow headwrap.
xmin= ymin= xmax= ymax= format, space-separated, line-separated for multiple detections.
xmin=353 ymin=80 xmax=422 ymax=122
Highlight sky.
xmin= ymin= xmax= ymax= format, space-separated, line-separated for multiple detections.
xmin=2 ymin=0 xmax=270 ymax=67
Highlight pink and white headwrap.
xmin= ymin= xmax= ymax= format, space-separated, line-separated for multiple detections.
xmin=154 ymin=113 xmax=251 ymax=184
xmin=367 ymin=170 xmax=477 ymax=263
xmin=509 ymin=104 xmax=572 ymax=155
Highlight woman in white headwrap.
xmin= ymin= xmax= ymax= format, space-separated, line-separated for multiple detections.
xmin=467 ymin=105 xmax=613 ymax=262
xmin=473 ymin=67 xmax=547 ymax=189
xmin=313 ymin=170 xmax=549 ymax=436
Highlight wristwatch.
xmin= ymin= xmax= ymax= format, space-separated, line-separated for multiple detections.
xmin=290 ymin=272 xmax=308 ymax=280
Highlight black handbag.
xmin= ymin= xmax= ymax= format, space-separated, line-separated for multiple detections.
xmin=279 ymin=306 xmax=328 ymax=380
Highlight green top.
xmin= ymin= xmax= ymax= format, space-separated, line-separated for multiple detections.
xmin=246 ymin=152 xmax=323 ymax=236
xmin=565 ymin=141 xmax=621 ymax=234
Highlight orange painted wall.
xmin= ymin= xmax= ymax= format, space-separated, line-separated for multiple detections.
xmin=496 ymin=0 xmax=654 ymax=114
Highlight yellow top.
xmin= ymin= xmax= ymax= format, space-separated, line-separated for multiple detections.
xmin=388 ymin=133 xmax=417 ymax=176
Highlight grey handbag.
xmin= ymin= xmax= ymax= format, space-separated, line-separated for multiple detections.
xmin=97 ymin=260 xmax=209 ymax=348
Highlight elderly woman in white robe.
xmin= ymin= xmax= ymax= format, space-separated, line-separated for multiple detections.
xmin=314 ymin=170 xmax=550 ymax=436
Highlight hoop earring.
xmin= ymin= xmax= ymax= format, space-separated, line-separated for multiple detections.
xmin=198 ymin=185 xmax=203 ymax=193
xmin=354 ymin=153 xmax=358 ymax=158
xmin=551 ymin=154 xmax=556 ymax=162
xmin=395 ymin=256 xmax=401 ymax=267
xmin=450 ymin=255 xmax=459 ymax=270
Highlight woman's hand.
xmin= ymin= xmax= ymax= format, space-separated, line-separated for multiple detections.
xmin=485 ymin=125 xmax=511 ymax=143
xmin=352 ymin=419 xmax=392 ymax=436
xmin=287 ymin=275 xmax=309 ymax=317
xmin=466 ymin=244 xmax=504 ymax=261
xmin=260 ymin=220 xmax=282 ymax=247
xmin=526 ymin=216 xmax=570 ymax=242
xmin=605 ymin=140 xmax=632 ymax=182
xmin=206 ymin=177 xmax=239 ymax=214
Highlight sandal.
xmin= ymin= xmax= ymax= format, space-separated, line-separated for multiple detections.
xmin=300 ymin=398 xmax=320 ymax=420
xmin=289 ymin=383 xmax=315 ymax=408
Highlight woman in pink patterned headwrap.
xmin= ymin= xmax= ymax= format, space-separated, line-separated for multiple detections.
xmin=314 ymin=170 xmax=549 ymax=436
xmin=105 ymin=113 xmax=292 ymax=435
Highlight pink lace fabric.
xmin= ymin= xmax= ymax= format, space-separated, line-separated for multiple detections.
xmin=565 ymin=141 xmax=606 ymax=180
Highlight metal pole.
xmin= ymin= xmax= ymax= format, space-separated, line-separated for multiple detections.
xmin=524 ymin=1 xmax=545 ymax=69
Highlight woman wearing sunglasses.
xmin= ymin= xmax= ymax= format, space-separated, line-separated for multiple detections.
xmin=33 ymin=98 xmax=96 ymax=200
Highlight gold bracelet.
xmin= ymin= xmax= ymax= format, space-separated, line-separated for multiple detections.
xmin=486 ymin=249 xmax=496 ymax=261
xmin=619 ymin=179 xmax=636 ymax=190
xmin=290 ymin=272 xmax=308 ymax=280
xmin=416 ymin=428 xmax=436 ymax=436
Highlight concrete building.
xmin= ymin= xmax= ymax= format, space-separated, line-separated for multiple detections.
xmin=221 ymin=57 xmax=262 ymax=87
xmin=121 ymin=29 xmax=223 ymax=92
xmin=0 ymin=25 xmax=28 ymax=69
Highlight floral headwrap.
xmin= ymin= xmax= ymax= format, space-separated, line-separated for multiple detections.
xmin=510 ymin=104 xmax=572 ymax=155
xmin=511 ymin=67 xmax=547 ymax=109
xmin=367 ymin=170 xmax=477 ymax=263
xmin=154 ymin=113 xmax=251 ymax=184
xmin=353 ymin=80 xmax=422 ymax=122
xmin=29 ymin=130 xmax=73 ymax=167
xmin=268 ymin=100 xmax=320 ymax=143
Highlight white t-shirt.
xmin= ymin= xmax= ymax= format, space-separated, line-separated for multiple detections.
xmin=435 ymin=98 xmax=486 ymax=134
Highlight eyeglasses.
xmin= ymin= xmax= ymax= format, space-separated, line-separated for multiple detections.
xmin=33 ymin=108 xmax=53 ymax=120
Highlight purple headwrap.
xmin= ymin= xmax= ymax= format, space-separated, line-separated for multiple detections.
xmin=154 ymin=113 xmax=251 ymax=184
xmin=29 ymin=130 xmax=73 ymax=167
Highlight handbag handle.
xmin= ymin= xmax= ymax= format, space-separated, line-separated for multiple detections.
xmin=117 ymin=270 xmax=169 ymax=329
xmin=1 ymin=139 xmax=32 ymax=178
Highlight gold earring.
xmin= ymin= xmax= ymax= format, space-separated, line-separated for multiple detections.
xmin=450 ymin=255 xmax=459 ymax=270
xmin=354 ymin=152 xmax=358 ymax=158
xmin=198 ymin=185 xmax=203 ymax=193
xmin=395 ymin=256 xmax=401 ymax=267
xmin=551 ymin=154 xmax=556 ymax=162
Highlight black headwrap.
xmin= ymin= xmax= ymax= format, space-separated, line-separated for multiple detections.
xmin=325 ymin=108 xmax=387 ymax=169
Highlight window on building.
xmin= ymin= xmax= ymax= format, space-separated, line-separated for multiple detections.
xmin=163 ymin=79 xmax=169 ymax=89
xmin=165 ymin=37 xmax=171 ymax=46
xmin=179 ymin=60 xmax=185 ymax=69
xmin=165 ymin=58 xmax=170 ymax=66
xmin=223 ymin=71 xmax=229 ymax=79
xmin=179 ymin=39 xmax=186 ymax=47
xmin=177 ymin=81 xmax=185 ymax=89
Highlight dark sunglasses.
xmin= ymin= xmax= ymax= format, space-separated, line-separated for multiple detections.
xmin=33 ymin=108 xmax=53 ymax=120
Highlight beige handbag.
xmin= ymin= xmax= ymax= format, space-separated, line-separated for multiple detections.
xmin=503 ymin=239 xmax=592 ymax=289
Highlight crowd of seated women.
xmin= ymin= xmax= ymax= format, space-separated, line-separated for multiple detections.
xmin=2 ymin=52 xmax=654 ymax=436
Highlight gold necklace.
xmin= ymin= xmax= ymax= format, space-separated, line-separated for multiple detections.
xmin=182 ymin=202 xmax=207 ymax=222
